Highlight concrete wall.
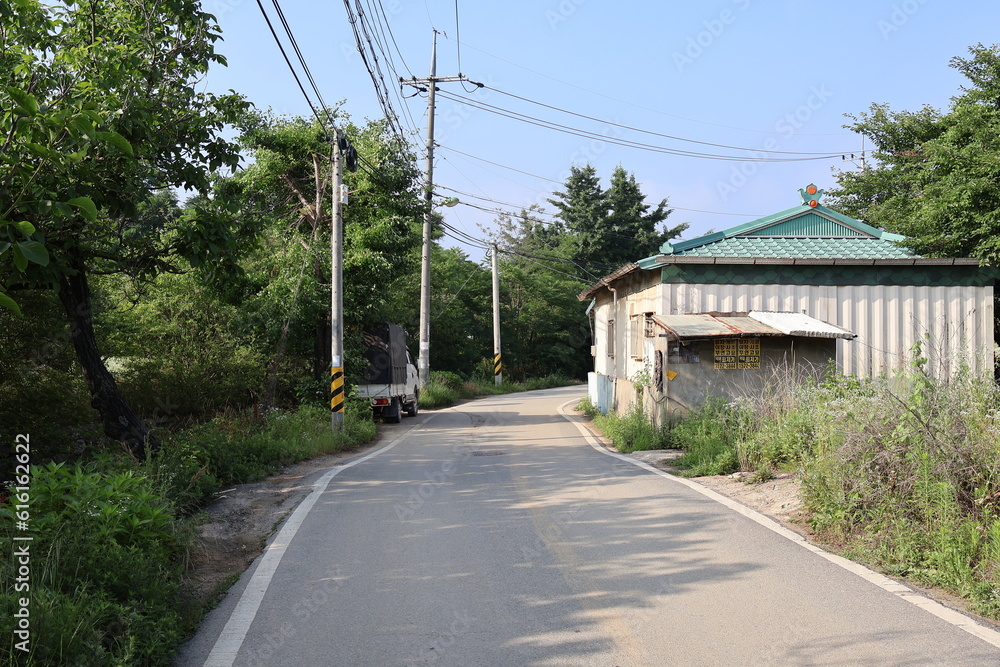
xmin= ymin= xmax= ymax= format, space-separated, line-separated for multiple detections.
xmin=658 ymin=336 xmax=836 ymax=415
xmin=600 ymin=336 xmax=836 ymax=425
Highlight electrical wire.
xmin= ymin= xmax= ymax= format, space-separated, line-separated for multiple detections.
xmin=437 ymin=144 xmax=562 ymax=184
xmin=363 ymin=0 xmax=420 ymax=135
xmin=342 ymin=0 xmax=408 ymax=144
xmin=436 ymin=146 xmax=764 ymax=217
xmin=255 ymin=0 xmax=328 ymax=130
xmin=434 ymin=89 xmax=841 ymax=163
xmin=435 ymin=185 xmax=559 ymax=216
xmin=441 ymin=35 xmax=850 ymax=137
xmin=482 ymin=84 xmax=854 ymax=156
xmin=498 ymin=249 xmax=597 ymax=282
xmin=270 ymin=0 xmax=336 ymax=126
xmin=433 ymin=253 xmax=488 ymax=320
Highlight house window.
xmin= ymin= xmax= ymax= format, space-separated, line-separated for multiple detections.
xmin=607 ymin=320 xmax=615 ymax=358
xmin=630 ymin=315 xmax=643 ymax=360
xmin=630 ymin=313 xmax=654 ymax=360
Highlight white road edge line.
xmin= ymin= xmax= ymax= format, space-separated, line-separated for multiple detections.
xmin=556 ymin=398 xmax=1000 ymax=650
xmin=202 ymin=414 xmax=437 ymax=667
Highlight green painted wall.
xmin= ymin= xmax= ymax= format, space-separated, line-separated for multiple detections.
xmin=660 ymin=263 xmax=996 ymax=287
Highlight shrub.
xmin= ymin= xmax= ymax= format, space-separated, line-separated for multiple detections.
xmin=419 ymin=381 xmax=460 ymax=409
xmin=0 ymin=462 xmax=185 ymax=666
xmin=577 ymin=397 xmax=599 ymax=418
xmin=593 ymin=402 xmax=666 ymax=453
xmin=668 ymin=398 xmax=750 ymax=476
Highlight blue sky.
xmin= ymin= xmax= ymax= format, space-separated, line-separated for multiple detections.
xmin=202 ymin=0 xmax=1000 ymax=264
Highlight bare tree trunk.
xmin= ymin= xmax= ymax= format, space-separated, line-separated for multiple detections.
xmin=58 ymin=255 xmax=155 ymax=458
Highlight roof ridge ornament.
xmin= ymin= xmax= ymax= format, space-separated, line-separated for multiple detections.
xmin=799 ymin=183 xmax=825 ymax=208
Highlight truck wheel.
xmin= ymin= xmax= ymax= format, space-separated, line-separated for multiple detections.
xmin=406 ymin=390 xmax=419 ymax=417
xmin=387 ymin=397 xmax=402 ymax=424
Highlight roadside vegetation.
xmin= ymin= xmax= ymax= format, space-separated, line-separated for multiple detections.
xmin=2 ymin=2 xmax=617 ymax=662
xmin=0 ymin=401 xmax=376 ymax=666
xmin=419 ymin=370 xmax=577 ymax=409
xmin=7 ymin=0 xmax=1000 ymax=661
xmin=582 ymin=357 xmax=1000 ymax=622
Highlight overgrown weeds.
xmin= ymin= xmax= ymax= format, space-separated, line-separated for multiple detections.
xmin=650 ymin=357 xmax=1000 ymax=620
xmin=593 ymin=402 xmax=667 ymax=453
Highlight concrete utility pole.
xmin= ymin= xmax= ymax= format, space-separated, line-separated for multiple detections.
xmin=402 ymin=30 xmax=480 ymax=386
xmin=330 ymin=135 xmax=345 ymax=431
xmin=492 ymin=242 xmax=502 ymax=386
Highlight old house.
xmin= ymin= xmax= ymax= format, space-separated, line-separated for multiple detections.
xmin=579 ymin=186 xmax=995 ymax=419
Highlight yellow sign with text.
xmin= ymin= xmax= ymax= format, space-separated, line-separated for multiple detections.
xmin=714 ymin=338 xmax=761 ymax=369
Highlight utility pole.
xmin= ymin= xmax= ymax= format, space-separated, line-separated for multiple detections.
xmin=491 ymin=242 xmax=502 ymax=386
xmin=402 ymin=30 xmax=480 ymax=386
xmin=330 ymin=134 xmax=345 ymax=431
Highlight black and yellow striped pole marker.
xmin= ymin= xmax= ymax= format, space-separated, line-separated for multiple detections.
xmin=330 ymin=365 xmax=345 ymax=425
xmin=494 ymin=352 xmax=502 ymax=385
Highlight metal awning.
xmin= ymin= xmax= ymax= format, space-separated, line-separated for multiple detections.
xmin=650 ymin=311 xmax=856 ymax=341
xmin=749 ymin=311 xmax=856 ymax=339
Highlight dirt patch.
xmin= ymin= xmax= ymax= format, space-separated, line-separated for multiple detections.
xmin=693 ymin=472 xmax=806 ymax=528
xmin=181 ymin=442 xmax=382 ymax=608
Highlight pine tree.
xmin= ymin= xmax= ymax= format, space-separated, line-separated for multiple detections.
xmin=547 ymin=164 xmax=688 ymax=276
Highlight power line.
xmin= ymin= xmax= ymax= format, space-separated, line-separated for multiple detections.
xmin=435 ymin=185 xmax=558 ymax=216
xmin=342 ymin=0 xmax=408 ymax=144
xmin=362 ymin=0 xmax=420 ymax=135
xmin=441 ymin=34 xmax=850 ymax=138
xmin=436 ymin=145 xmax=764 ymax=217
xmin=482 ymin=84 xmax=854 ymax=156
xmin=438 ymin=144 xmax=562 ymax=183
xmin=499 ymin=248 xmax=597 ymax=282
xmin=432 ymin=250 xmax=488 ymax=321
xmin=254 ymin=0 xmax=328 ymax=130
xmin=434 ymin=89 xmax=841 ymax=163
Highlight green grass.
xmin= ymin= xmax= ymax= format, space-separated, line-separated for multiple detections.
xmin=0 ymin=402 xmax=377 ymax=666
xmin=592 ymin=402 xmax=667 ymax=454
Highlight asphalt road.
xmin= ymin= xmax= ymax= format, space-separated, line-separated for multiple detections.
xmin=178 ymin=385 xmax=1000 ymax=666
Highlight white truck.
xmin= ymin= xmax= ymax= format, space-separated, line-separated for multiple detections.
xmin=355 ymin=323 xmax=420 ymax=423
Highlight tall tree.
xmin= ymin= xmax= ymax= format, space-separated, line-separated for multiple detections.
xmin=217 ymin=110 xmax=424 ymax=398
xmin=546 ymin=165 xmax=607 ymax=273
xmin=604 ymin=165 xmax=685 ymax=268
xmin=0 ymin=0 xmax=248 ymax=456
xmin=828 ymin=43 xmax=1000 ymax=261
xmin=547 ymin=164 xmax=687 ymax=276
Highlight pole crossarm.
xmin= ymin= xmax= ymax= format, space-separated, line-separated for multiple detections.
xmin=401 ymin=75 xmax=482 ymax=88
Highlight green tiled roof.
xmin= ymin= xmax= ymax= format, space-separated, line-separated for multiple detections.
xmin=673 ymin=236 xmax=916 ymax=259
xmin=658 ymin=204 xmax=914 ymax=260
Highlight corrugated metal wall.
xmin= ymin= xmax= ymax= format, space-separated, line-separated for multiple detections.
xmin=659 ymin=282 xmax=995 ymax=379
